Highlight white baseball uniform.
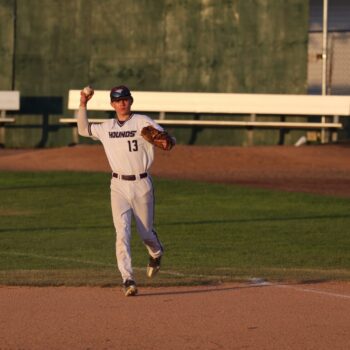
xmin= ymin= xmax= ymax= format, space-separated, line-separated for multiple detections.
xmin=78 ymin=108 xmax=163 ymax=283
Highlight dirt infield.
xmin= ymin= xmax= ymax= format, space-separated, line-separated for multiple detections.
xmin=1 ymin=143 xmax=350 ymax=197
xmin=1 ymin=144 xmax=350 ymax=349
xmin=1 ymin=282 xmax=350 ymax=349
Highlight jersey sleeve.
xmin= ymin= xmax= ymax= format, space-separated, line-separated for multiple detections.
xmin=140 ymin=115 xmax=164 ymax=132
xmin=88 ymin=122 xmax=104 ymax=140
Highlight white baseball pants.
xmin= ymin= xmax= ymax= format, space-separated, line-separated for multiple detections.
xmin=110 ymin=175 xmax=163 ymax=282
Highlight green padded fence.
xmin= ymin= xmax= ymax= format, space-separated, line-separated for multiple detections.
xmin=0 ymin=0 xmax=309 ymax=147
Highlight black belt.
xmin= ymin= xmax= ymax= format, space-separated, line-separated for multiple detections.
xmin=112 ymin=172 xmax=148 ymax=181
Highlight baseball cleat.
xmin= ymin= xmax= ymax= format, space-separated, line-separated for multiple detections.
xmin=147 ymin=256 xmax=162 ymax=278
xmin=123 ymin=280 xmax=138 ymax=297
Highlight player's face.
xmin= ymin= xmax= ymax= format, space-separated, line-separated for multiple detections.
xmin=111 ymin=98 xmax=132 ymax=117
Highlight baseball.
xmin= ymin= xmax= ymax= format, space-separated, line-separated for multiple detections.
xmin=83 ymin=85 xmax=94 ymax=96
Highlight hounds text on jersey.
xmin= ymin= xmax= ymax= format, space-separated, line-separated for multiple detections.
xmin=109 ymin=131 xmax=137 ymax=138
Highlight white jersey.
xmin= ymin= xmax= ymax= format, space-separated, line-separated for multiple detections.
xmin=88 ymin=113 xmax=163 ymax=175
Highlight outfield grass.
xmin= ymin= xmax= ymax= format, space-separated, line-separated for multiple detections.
xmin=0 ymin=171 xmax=349 ymax=286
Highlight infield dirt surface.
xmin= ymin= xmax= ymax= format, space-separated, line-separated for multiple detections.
xmin=1 ymin=143 xmax=350 ymax=197
xmin=1 ymin=144 xmax=350 ymax=349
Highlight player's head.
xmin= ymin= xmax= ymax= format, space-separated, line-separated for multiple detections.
xmin=110 ymin=85 xmax=133 ymax=103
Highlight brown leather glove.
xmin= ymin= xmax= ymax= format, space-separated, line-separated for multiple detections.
xmin=141 ymin=125 xmax=175 ymax=151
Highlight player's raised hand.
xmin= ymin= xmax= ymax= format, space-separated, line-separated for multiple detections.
xmin=80 ymin=86 xmax=94 ymax=107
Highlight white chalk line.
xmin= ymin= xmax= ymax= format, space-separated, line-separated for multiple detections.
xmin=1 ymin=252 xmax=238 ymax=279
xmin=1 ymin=251 xmax=115 ymax=267
xmin=0 ymin=251 xmax=190 ymax=278
xmin=274 ymin=284 xmax=350 ymax=300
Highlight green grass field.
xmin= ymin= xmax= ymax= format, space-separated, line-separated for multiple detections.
xmin=0 ymin=171 xmax=349 ymax=286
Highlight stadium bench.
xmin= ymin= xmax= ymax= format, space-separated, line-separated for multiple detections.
xmin=60 ymin=90 xmax=349 ymax=145
xmin=0 ymin=91 xmax=19 ymax=147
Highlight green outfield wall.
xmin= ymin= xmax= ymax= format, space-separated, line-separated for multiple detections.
xmin=0 ymin=0 xmax=309 ymax=147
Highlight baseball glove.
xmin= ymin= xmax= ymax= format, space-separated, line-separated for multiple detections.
xmin=141 ymin=125 xmax=175 ymax=151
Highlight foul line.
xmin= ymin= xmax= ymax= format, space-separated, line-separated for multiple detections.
xmin=1 ymin=251 xmax=115 ymax=267
xmin=0 ymin=251 xmax=189 ymax=278
xmin=274 ymin=284 xmax=350 ymax=300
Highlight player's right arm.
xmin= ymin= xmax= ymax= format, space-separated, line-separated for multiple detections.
xmin=77 ymin=90 xmax=93 ymax=137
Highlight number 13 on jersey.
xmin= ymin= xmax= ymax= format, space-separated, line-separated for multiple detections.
xmin=128 ymin=140 xmax=138 ymax=152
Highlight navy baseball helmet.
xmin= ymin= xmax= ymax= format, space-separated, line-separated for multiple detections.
xmin=110 ymin=85 xmax=132 ymax=102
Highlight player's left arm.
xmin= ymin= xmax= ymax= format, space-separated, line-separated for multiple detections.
xmin=155 ymin=128 xmax=176 ymax=151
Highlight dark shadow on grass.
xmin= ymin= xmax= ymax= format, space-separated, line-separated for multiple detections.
xmin=160 ymin=214 xmax=350 ymax=226
xmin=0 ymin=186 xmax=67 ymax=191
xmin=0 ymin=225 xmax=113 ymax=233
xmin=2 ymin=214 xmax=350 ymax=234
xmin=0 ymin=183 xmax=96 ymax=191
xmin=136 ymin=283 xmax=272 ymax=297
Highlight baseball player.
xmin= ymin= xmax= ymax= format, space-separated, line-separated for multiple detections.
xmin=77 ymin=85 xmax=175 ymax=296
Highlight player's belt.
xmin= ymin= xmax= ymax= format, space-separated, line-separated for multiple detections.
xmin=112 ymin=172 xmax=148 ymax=181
